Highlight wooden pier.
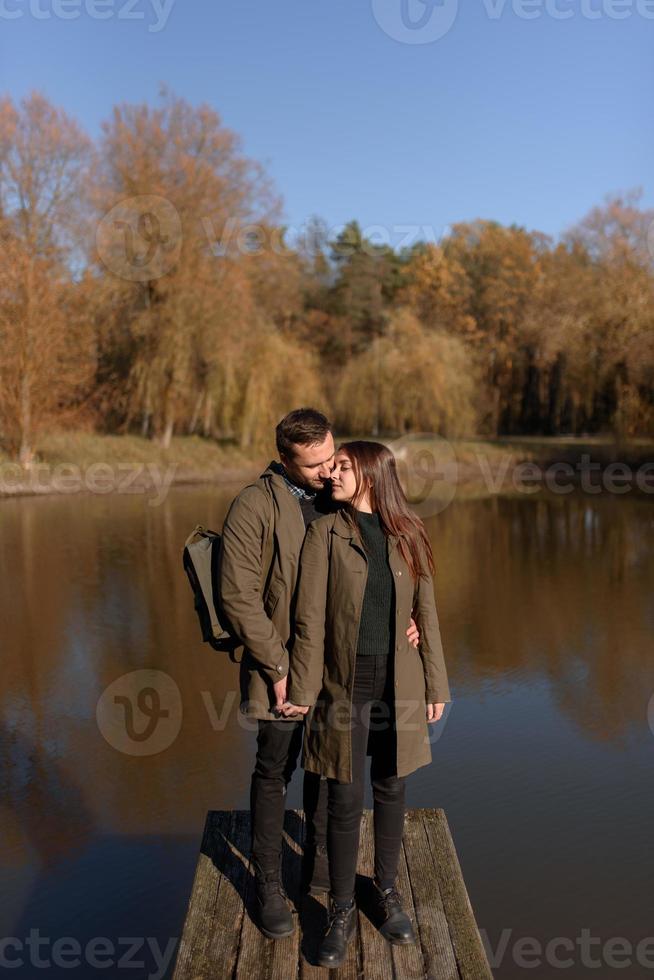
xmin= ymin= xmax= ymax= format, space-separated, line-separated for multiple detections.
xmin=172 ymin=808 xmax=493 ymax=979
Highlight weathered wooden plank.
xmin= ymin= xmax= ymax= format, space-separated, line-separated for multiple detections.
xmin=269 ymin=810 xmax=304 ymax=979
xmin=232 ymin=809 xmax=273 ymax=980
xmin=402 ymin=809 xmax=460 ymax=980
xmin=172 ymin=810 xmax=232 ymax=980
xmin=334 ymin=816 xmax=362 ymax=980
xmin=298 ymin=811 xmax=361 ymax=980
xmin=172 ymin=808 xmax=492 ymax=980
xmin=392 ymin=822 xmax=429 ymax=980
xmin=298 ymin=888 xmax=330 ymax=980
xmin=204 ymin=809 xmax=250 ymax=977
xmin=356 ymin=810 xmax=395 ymax=980
xmin=229 ymin=809 xmax=304 ymax=980
xmin=422 ymin=810 xmax=493 ymax=980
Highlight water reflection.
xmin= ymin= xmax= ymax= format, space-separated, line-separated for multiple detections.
xmin=426 ymin=494 xmax=654 ymax=743
xmin=1 ymin=484 xmax=653 ymax=977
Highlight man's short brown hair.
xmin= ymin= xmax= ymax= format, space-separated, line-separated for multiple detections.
xmin=276 ymin=408 xmax=333 ymax=460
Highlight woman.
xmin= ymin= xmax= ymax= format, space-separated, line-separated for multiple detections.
xmin=280 ymin=440 xmax=451 ymax=969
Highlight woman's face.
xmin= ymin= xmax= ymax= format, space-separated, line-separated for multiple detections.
xmin=330 ymin=451 xmax=359 ymax=503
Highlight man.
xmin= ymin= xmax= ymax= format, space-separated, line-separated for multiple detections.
xmin=218 ymin=408 xmax=419 ymax=940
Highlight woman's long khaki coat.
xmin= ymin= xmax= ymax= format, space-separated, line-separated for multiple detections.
xmin=287 ymin=509 xmax=451 ymax=782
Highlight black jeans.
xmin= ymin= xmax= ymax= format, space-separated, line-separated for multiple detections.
xmin=327 ymin=654 xmax=406 ymax=904
xmin=250 ymin=718 xmax=328 ymax=872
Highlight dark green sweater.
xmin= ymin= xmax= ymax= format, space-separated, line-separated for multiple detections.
xmin=355 ymin=510 xmax=394 ymax=657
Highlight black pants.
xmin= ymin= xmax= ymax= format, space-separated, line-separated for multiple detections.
xmin=250 ymin=717 xmax=328 ymax=871
xmin=328 ymin=654 xmax=406 ymax=904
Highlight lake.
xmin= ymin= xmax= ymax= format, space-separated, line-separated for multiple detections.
xmin=1 ymin=480 xmax=653 ymax=978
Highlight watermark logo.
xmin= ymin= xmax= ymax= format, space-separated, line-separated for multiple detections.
xmin=96 ymin=669 xmax=182 ymax=756
xmin=386 ymin=436 xmax=654 ymax=506
xmin=203 ymin=216 xmax=450 ymax=259
xmin=388 ymin=432 xmax=459 ymax=517
xmin=371 ymin=0 xmax=654 ymax=43
xmin=371 ymin=0 xmax=460 ymax=42
xmin=96 ymin=195 xmax=182 ymax=282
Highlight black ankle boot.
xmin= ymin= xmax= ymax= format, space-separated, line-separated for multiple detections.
xmin=252 ymin=861 xmax=294 ymax=940
xmin=301 ymin=841 xmax=329 ymax=895
xmin=317 ymin=898 xmax=357 ymax=968
xmin=372 ymin=879 xmax=416 ymax=945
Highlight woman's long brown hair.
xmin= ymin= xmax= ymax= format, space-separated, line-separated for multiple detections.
xmin=337 ymin=440 xmax=435 ymax=580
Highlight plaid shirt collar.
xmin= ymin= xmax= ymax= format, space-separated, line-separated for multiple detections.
xmin=271 ymin=460 xmax=317 ymax=501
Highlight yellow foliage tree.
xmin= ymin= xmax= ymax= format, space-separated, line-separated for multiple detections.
xmin=334 ymin=308 xmax=480 ymax=438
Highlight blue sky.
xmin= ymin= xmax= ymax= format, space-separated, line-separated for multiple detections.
xmin=1 ymin=0 xmax=652 ymax=249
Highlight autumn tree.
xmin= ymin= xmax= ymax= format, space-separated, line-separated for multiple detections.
xmin=92 ymin=86 xmax=281 ymax=448
xmin=562 ymin=191 xmax=654 ymax=436
xmin=240 ymin=222 xmax=305 ymax=335
xmin=397 ymin=241 xmax=477 ymax=339
xmin=325 ymin=220 xmax=405 ymax=362
xmin=335 ymin=307 xmax=480 ymax=437
xmin=445 ymin=220 xmax=549 ymax=434
xmin=0 ymin=92 xmax=93 ymax=464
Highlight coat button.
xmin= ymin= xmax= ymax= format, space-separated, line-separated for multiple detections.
xmin=276 ymin=665 xmax=283 ymax=673
xmin=396 ymin=570 xmax=402 ymax=576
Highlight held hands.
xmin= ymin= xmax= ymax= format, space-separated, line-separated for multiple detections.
xmin=273 ymin=676 xmax=310 ymax=717
xmin=273 ymin=675 xmax=287 ymax=711
xmin=279 ymin=701 xmax=310 ymax=716
xmin=274 ymin=617 xmax=418 ymax=719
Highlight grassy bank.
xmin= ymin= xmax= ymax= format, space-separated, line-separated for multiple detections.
xmin=0 ymin=430 xmax=652 ymax=500
xmin=0 ymin=431 xmax=263 ymax=499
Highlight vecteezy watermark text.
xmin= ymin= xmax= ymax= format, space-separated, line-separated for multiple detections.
xmin=202 ymin=216 xmax=450 ymax=259
xmin=95 ymin=196 xmax=451 ymax=280
xmin=0 ymin=0 xmax=175 ymax=31
xmin=97 ymin=671 xmax=451 ymax=756
xmin=479 ymin=452 xmax=654 ymax=495
xmin=482 ymin=926 xmax=654 ymax=970
xmin=389 ymin=436 xmax=654 ymax=520
xmin=371 ymin=0 xmax=654 ymax=44
xmin=3 ymin=0 xmax=649 ymax=41
xmin=0 ymin=461 xmax=177 ymax=505
xmin=0 ymin=931 xmax=177 ymax=978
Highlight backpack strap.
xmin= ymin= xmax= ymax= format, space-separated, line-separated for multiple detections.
xmin=250 ymin=480 xmax=276 ymax=592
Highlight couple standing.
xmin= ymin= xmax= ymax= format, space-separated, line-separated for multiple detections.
xmin=218 ymin=408 xmax=451 ymax=968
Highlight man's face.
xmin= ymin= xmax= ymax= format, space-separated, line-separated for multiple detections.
xmin=281 ymin=432 xmax=336 ymax=491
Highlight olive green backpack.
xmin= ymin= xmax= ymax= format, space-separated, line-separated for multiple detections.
xmin=182 ymin=483 xmax=275 ymax=662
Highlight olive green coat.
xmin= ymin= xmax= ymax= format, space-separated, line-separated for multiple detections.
xmin=287 ymin=510 xmax=452 ymax=781
xmin=218 ymin=462 xmax=309 ymax=721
